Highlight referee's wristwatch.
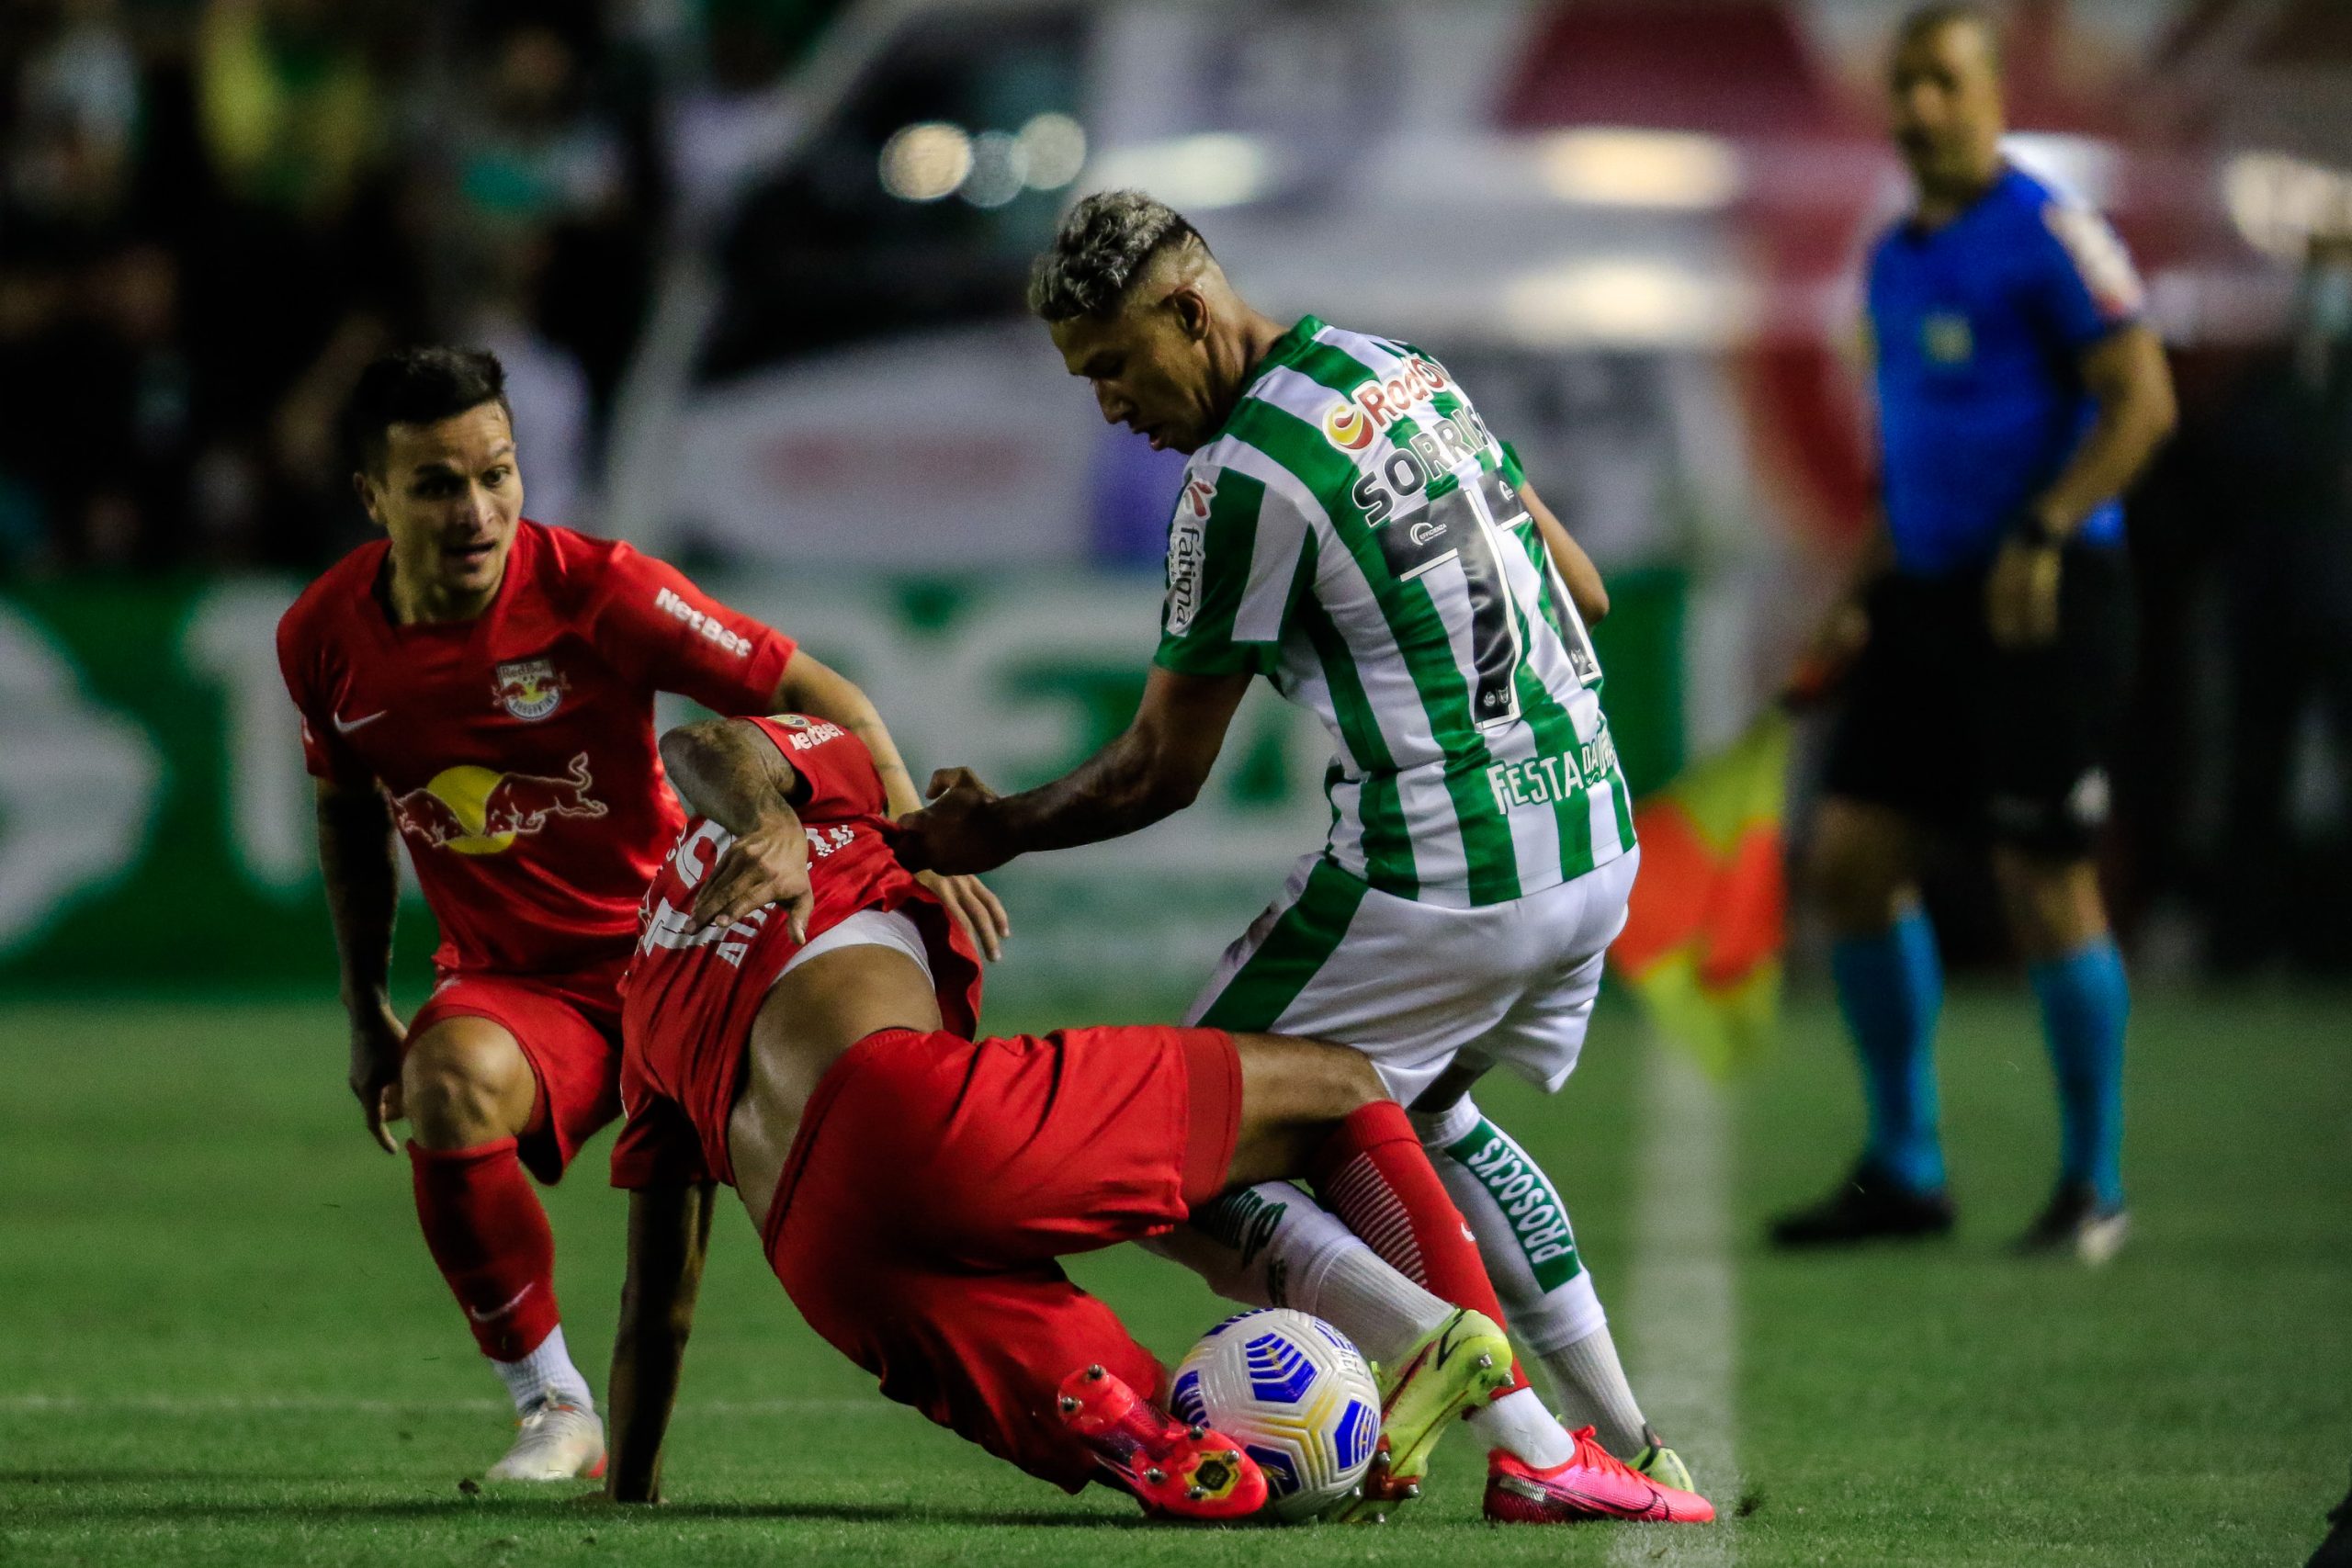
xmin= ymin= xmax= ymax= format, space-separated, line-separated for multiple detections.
xmin=2014 ymin=508 xmax=2067 ymax=551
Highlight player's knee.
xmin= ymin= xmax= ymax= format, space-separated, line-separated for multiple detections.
xmin=1246 ymin=1032 xmax=1385 ymax=1122
xmin=1992 ymin=849 xmax=2107 ymax=957
xmin=401 ymin=1023 xmax=531 ymax=1144
xmin=1809 ymin=814 xmax=1910 ymax=934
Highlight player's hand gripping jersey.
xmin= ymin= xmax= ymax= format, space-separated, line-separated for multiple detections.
xmin=1158 ymin=317 xmax=1632 ymax=908
xmin=613 ymin=716 xmax=983 ymax=1190
xmin=277 ymin=520 xmax=795 ymax=978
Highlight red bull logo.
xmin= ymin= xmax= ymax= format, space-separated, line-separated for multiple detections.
xmin=388 ymin=753 xmax=607 ymax=855
xmin=1319 ymin=355 xmax=1450 ymax=454
xmin=492 ymin=657 xmax=567 ymax=721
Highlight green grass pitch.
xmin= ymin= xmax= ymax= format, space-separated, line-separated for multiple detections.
xmin=3 ymin=988 xmax=2346 ymax=1565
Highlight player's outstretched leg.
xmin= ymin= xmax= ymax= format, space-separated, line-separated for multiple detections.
xmin=1213 ymin=1043 xmax=1712 ymax=1532
xmin=404 ymin=1018 xmax=602 ymax=1481
xmin=1165 ymin=1182 xmax=1710 ymax=1524
xmin=1153 ymin=1190 xmax=1512 ymax=1517
xmin=1239 ymin=1048 xmax=1592 ymax=1510
xmin=1410 ymin=1090 xmax=1693 ymax=1488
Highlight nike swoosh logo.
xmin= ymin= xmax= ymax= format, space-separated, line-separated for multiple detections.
xmin=333 ymin=710 xmax=387 ymax=734
xmin=465 ymin=1284 xmax=531 ymax=1324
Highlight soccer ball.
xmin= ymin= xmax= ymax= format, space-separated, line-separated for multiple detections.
xmin=1169 ymin=1308 xmax=1382 ymax=1522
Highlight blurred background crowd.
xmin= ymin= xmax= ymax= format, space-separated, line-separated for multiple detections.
xmin=2 ymin=0 xmax=2348 ymax=988
xmin=0 ymin=0 xmax=858 ymax=572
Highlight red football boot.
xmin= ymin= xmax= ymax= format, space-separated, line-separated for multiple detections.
xmin=1485 ymin=1425 xmax=1716 ymax=1523
xmin=1056 ymin=1363 xmax=1269 ymax=1521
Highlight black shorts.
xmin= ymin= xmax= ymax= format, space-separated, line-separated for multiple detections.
xmin=1822 ymin=546 xmax=2134 ymax=858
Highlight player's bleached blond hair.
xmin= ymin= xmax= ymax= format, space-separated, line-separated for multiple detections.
xmin=1028 ymin=190 xmax=1206 ymax=322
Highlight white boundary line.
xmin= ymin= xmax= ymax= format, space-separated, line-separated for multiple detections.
xmin=1611 ymin=1036 xmax=1740 ymax=1563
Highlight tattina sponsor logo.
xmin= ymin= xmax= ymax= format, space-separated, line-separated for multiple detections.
xmin=1180 ymin=473 xmax=1217 ymax=521
xmin=1318 ymin=355 xmax=1451 ymax=453
xmin=653 ymin=586 xmax=752 ymax=658
xmin=1166 ymin=474 xmax=1214 ymax=637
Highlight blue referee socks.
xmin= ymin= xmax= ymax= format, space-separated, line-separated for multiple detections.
xmin=1833 ymin=908 xmax=1947 ymax=1194
xmin=2029 ymin=939 xmax=2129 ymax=1209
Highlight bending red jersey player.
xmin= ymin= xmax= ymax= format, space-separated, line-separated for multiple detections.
xmin=600 ymin=714 xmax=1712 ymax=1524
xmin=275 ymin=346 xmax=1004 ymax=1482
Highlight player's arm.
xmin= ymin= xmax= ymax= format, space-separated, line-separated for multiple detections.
xmin=658 ymin=718 xmax=815 ymax=939
xmin=1519 ymin=481 xmax=1609 ymax=626
xmin=313 ymin=777 xmax=407 ymax=1155
xmin=2025 ymin=323 xmax=2177 ymax=543
xmin=1988 ymin=325 xmax=2175 ymax=649
xmin=769 ymin=651 xmax=918 ymax=818
xmin=897 ymin=666 xmax=1254 ymax=877
xmin=770 ymin=652 xmax=1009 ymax=959
xmin=604 ymin=1178 xmax=716 ymax=1505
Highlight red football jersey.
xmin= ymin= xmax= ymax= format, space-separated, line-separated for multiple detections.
xmin=277 ymin=519 xmax=796 ymax=979
xmin=614 ymin=716 xmax=983 ymax=1190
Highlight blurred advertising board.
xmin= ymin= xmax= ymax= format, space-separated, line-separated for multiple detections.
xmin=0 ymin=571 xmax=1681 ymax=1008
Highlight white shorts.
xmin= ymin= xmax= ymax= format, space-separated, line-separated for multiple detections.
xmin=1184 ymin=848 xmax=1640 ymax=1107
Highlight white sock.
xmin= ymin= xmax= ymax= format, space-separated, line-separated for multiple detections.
xmin=493 ymin=1324 xmax=594 ymax=1415
xmin=1468 ymin=1386 xmax=1576 ymax=1467
xmin=1178 ymin=1183 xmax=1573 ymax=1468
xmin=1412 ymin=1097 xmax=1650 ymax=1455
xmin=1545 ymin=1323 xmax=1648 ymax=1456
xmin=1155 ymin=1182 xmax=1448 ymax=1366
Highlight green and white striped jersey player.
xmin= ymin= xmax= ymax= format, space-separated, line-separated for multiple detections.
xmin=901 ymin=191 xmax=1699 ymax=1506
xmin=1166 ymin=317 xmax=1638 ymax=1066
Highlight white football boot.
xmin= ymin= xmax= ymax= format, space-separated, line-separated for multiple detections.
xmin=485 ymin=1396 xmax=606 ymax=1482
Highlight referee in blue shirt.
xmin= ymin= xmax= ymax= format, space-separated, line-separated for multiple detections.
xmin=1770 ymin=5 xmax=2176 ymax=1260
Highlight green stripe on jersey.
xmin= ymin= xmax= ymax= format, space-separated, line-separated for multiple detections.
xmin=1196 ymin=859 xmax=1372 ymax=1031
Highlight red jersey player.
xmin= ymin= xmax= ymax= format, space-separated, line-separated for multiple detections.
xmin=275 ymin=346 xmax=1004 ymax=1483
xmin=596 ymin=713 xmax=1712 ymax=1523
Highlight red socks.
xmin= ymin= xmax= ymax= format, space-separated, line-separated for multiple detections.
xmin=1309 ymin=1101 xmax=1532 ymax=1396
xmin=409 ymin=1138 xmax=561 ymax=1362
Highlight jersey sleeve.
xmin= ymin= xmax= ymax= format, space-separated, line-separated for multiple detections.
xmin=2030 ymin=197 xmax=2145 ymax=352
xmin=588 ymin=543 xmax=797 ymax=714
xmin=608 ymin=1092 xmax=710 ymax=1190
xmin=1153 ymin=458 xmax=1317 ymax=678
xmin=747 ymin=715 xmax=888 ymax=821
xmin=274 ymin=610 xmax=372 ymax=787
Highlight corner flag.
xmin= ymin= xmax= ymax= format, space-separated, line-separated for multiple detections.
xmin=1609 ymin=711 xmax=1792 ymax=1077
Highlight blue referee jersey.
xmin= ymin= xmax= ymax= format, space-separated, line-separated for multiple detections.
xmin=1868 ymin=161 xmax=2145 ymax=578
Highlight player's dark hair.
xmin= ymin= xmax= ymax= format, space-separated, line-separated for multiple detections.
xmin=1028 ymin=190 xmax=1206 ymax=322
xmin=345 ymin=345 xmax=513 ymax=475
xmin=1898 ymin=2 xmax=2001 ymax=73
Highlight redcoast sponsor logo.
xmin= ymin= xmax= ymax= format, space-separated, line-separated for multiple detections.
xmin=653 ymin=586 xmax=752 ymax=657
xmin=1317 ymin=355 xmax=1450 ymax=454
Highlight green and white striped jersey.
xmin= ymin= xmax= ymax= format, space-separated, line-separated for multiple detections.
xmin=1156 ymin=316 xmax=1634 ymax=908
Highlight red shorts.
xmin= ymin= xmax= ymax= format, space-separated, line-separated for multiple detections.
xmin=409 ymin=960 xmax=626 ymax=1184
xmin=763 ymin=1023 xmax=1241 ymax=1493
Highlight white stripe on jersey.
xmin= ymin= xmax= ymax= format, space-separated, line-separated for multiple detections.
xmin=1194 ymin=436 xmax=1322 ymax=646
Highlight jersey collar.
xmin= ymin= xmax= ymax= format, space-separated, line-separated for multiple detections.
xmin=1215 ymin=314 xmax=1325 ymax=446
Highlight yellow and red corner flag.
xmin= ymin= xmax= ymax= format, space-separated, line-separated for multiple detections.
xmin=1609 ymin=710 xmax=1792 ymax=1078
